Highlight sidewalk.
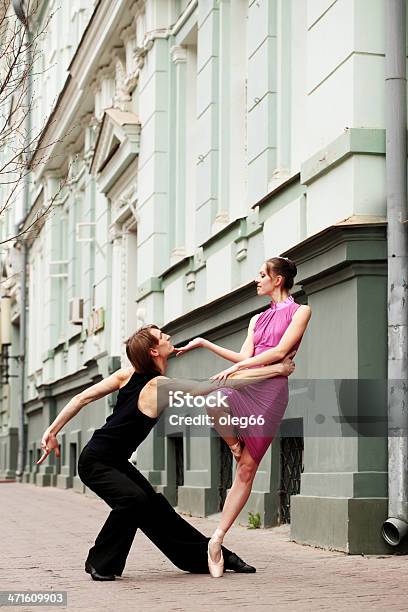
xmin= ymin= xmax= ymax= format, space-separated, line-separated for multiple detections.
xmin=1 ymin=483 xmax=407 ymax=612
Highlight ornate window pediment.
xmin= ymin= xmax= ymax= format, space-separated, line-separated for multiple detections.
xmin=90 ymin=108 xmax=141 ymax=194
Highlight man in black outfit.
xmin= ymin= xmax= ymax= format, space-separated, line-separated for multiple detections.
xmin=38 ymin=325 xmax=294 ymax=580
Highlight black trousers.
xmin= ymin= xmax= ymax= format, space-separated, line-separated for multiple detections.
xmin=78 ymin=445 xmax=233 ymax=575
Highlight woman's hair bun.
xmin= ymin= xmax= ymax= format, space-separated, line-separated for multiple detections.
xmin=287 ymin=259 xmax=297 ymax=277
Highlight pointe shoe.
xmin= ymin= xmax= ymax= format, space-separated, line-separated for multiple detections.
xmin=229 ymin=440 xmax=242 ymax=462
xmin=208 ymin=538 xmax=224 ymax=578
xmin=208 ymin=542 xmax=224 ymax=577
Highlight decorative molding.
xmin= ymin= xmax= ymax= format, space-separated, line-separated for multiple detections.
xmin=90 ymin=108 xmax=141 ymax=194
xmin=235 ymin=237 xmax=248 ymax=262
xmin=170 ymin=246 xmax=188 ymax=264
xmin=212 ymin=210 xmax=229 ymax=234
xmin=113 ymin=48 xmax=131 ymax=108
xmin=301 ymin=128 xmax=386 ymax=186
xmin=170 ymin=45 xmax=187 ymax=64
xmin=108 ymin=223 xmax=123 ymax=243
xmin=96 ymin=64 xmax=115 ymax=84
xmin=193 ymin=246 xmax=205 ymax=271
xmin=134 ymin=37 xmax=153 ymax=69
xmin=137 ymin=277 xmax=163 ymax=301
xmin=185 ymin=271 xmax=196 ymax=292
xmin=109 ymin=200 xmax=138 ymax=242
xmin=120 ymin=23 xmax=135 ymax=44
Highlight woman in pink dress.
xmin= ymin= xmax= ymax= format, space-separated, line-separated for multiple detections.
xmin=176 ymin=257 xmax=311 ymax=577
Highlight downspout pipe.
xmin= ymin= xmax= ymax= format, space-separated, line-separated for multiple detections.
xmin=15 ymin=3 xmax=31 ymax=482
xmin=382 ymin=0 xmax=408 ymax=547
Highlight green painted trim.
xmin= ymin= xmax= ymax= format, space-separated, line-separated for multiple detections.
xmin=161 ymin=256 xmax=192 ymax=286
xmin=137 ymin=277 xmax=163 ymax=300
xmin=257 ymin=176 xmax=304 ymax=222
xmin=301 ymin=128 xmax=386 ymax=186
xmin=303 ymin=223 xmax=386 ymax=262
xmin=202 ymin=216 xmax=243 ymax=256
xmin=42 ymin=349 xmax=55 ymax=363
xmin=161 ymin=218 xmax=245 ymax=283
xmin=234 ymin=216 xmax=263 ymax=242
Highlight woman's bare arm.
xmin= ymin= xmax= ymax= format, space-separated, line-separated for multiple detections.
xmin=175 ymin=315 xmax=259 ymax=363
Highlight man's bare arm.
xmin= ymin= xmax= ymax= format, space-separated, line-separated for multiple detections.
xmin=36 ymin=367 xmax=133 ymax=465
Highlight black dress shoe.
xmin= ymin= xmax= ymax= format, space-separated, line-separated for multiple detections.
xmin=85 ymin=560 xmax=116 ymax=581
xmin=224 ymin=552 xmax=256 ymax=573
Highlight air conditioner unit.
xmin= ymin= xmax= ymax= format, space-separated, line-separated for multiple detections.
xmin=69 ymin=298 xmax=84 ymax=325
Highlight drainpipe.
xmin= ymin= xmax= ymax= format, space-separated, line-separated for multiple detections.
xmin=382 ymin=0 xmax=408 ymax=546
xmin=14 ymin=1 xmax=31 ymax=482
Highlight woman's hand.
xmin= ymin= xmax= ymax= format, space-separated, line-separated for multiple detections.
xmin=36 ymin=430 xmax=60 ymax=465
xmin=176 ymin=337 xmax=207 ymax=356
xmin=210 ymin=363 xmax=240 ymax=384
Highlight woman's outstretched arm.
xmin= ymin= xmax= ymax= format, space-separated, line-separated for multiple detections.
xmin=36 ymin=367 xmax=133 ymax=465
xmin=175 ymin=314 xmax=260 ymax=363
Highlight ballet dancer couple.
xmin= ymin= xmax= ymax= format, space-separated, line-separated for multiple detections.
xmin=37 ymin=257 xmax=311 ymax=579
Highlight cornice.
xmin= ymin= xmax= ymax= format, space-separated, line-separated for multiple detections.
xmin=282 ymin=218 xmax=387 ymax=290
xmin=24 ymin=360 xmax=101 ymax=405
xmin=68 ymin=0 xmax=131 ymax=90
xmin=162 ymin=221 xmax=387 ymax=341
xmin=29 ymin=0 xmax=134 ymax=177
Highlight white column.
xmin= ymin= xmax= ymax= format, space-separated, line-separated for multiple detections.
xmin=213 ymin=0 xmax=230 ymax=232
xmin=171 ymin=45 xmax=188 ymax=261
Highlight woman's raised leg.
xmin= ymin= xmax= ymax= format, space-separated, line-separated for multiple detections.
xmin=206 ymin=394 xmax=243 ymax=461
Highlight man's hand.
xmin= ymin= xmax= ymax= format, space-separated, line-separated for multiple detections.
xmin=36 ymin=430 xmax=60 ymax=465
xmin=280 ymin=351 xmax=296 ymax=377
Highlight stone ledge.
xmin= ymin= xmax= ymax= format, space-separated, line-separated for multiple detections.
xmin=290 ymin=495 xmax=408 ymax=555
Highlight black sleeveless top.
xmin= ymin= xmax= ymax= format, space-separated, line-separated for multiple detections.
xmin=87 ymin=371 xmax=159 ymax=461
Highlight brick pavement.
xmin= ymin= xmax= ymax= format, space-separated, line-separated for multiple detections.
xmin=1 ymin=483 xmax=407 ymax=612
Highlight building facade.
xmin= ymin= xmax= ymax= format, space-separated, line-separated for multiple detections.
xmin=0 ymin=0 xmax=395 ymax=554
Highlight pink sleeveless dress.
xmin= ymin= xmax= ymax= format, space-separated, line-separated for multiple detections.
xmin=221 ymin=295 xmax=301 ymax=464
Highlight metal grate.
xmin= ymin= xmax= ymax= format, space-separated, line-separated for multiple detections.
xmin=279 ymin=435 xmax=304 ymax=524
xmin=174 ymin=436 xmax=184 ymax=488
